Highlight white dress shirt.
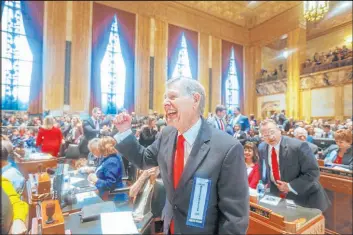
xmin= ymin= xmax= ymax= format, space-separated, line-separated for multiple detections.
xmin=114 ymin=118 xmax=202 ymax=167
xmin=267 ymin=138 xmax=298 ymax=195
xmin=215 ymin=117 xmax=225 ymax=131
xmin=178 ymin=118 xmax=202 ymax=166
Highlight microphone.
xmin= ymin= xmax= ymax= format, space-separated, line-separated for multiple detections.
xmin=46 ymin=168 xmax=56 ymax=175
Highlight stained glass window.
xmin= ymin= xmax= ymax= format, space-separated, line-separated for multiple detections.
xmin=171 ymin=32 xmax=193 ymax=80
xmin=100 ymin=15 xmax=126 ymax=114
xmin=1 ymin=1 xmax=33 ymax=110
xmin=225 ymin=47 xmax=239 ymax=110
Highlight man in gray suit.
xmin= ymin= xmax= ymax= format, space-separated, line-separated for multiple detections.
xmin=294 ymin=127 xmax=319 ymax=157
xmin=258 ymin=119 xmax=330 ymax=212
xmin=113 ymin=78 xmax=249 ymax=234
xmin=208 ymin=104 xmax=227 ymax=132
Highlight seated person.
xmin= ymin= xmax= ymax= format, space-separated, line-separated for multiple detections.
xmin=78 ymin=138 xmax=102 ymax=174
xmin=1 ymin=150 xmax=29 ymax=234
xmin=129 ymin=167 xmax=160 ymax=200
xmin=1 ymin=141 xmax=25 ymax=194
xmin=233 ymin=124 xmax=247 ymax=145
xmin=87 ymin=136 xmax=128 ymax=202
xmin=244 ymin=142 xmax=260 ymax=189
xmin=321 ymin=124 xmax=335 ymax=139
xmin=323 ymin=129 xmax=352 ymax=170
xmin=293 ymin=127 xmax=319 ymax=157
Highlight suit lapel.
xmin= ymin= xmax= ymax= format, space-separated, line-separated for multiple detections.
xmin=163 ymin=128 xmax=178 ymax=193
xmin=279 ymin=137 xmax=289 ymax=179
xmin=176 ymin=119 xmax=211 ymax=192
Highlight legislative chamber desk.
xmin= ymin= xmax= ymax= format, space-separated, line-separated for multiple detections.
xmin=318 ymin=164 xmax=353 ymax=234
xmin=248 ymin=194 xmax=325 ymax=234
xmin=29 ymin=169 xmax=153 ymax=234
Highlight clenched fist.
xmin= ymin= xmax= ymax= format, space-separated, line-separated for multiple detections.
xmin=113 ymin=112 xmax=132 ymax=133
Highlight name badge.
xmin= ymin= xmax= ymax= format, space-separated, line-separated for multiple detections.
xmin=186 ymin=177 xmax=211 ymax=228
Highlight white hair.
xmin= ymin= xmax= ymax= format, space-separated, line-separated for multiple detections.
xmin=166 ymin=78 xmax=206 ymax=115
xmin=88 ymin=138 xmax=100 ymax=151
xmin=294 ymin=127 xmax=308 ymax=137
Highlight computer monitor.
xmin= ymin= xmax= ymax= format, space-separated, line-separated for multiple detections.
xmin=313 ymin=138 xmax=336 ymax=150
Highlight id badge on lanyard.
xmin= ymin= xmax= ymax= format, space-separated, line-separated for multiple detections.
xmin=186 ymin=177 xmax=212 ymax=228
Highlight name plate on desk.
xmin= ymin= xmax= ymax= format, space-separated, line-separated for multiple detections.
xmin=250 ymin=204 xmax=270 ymax=219
xmin=320 ymin=168 xmax=353 ymax=178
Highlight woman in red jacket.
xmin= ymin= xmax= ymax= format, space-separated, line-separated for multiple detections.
xmin=36 ymin=116 xmax=63 ymax=157
xmin=244 ymin=142 xmax=260 ymax=189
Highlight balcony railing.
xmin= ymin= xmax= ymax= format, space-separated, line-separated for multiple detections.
xmin=301 ymin=58 xmax=352 ymax=75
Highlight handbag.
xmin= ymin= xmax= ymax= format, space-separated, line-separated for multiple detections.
xmin=65 ymin=144 xmax=81 ymax=159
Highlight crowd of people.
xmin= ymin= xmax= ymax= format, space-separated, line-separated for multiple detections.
xmin=303 ymin=45 xmax=353 ymax=71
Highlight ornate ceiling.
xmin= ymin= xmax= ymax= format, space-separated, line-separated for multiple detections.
xmin=176 ymin=1 xmax=301 ymax=28
xmin=176 ymin=1 xmax=352 ymax=38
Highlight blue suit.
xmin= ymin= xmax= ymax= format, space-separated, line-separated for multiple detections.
xmin=95 ymin=153 xmax=128 ymax=202
xmin=231 ymin=115 xmax=250 ymax=132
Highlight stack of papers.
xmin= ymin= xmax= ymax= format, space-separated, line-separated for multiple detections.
xmin=101 ymin=212 xmax=139 ymax=234
xmin=260 ymin=195 xmax=281 ymax=206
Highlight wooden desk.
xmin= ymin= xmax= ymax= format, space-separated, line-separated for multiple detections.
xmin=248 ymin=196 xmax=325 ymax=234
xmin=320 ymin=167 xmax=352 ymax=234
xmin=15 ymin=154 xmax=58 ymax=180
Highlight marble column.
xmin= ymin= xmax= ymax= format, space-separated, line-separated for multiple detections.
xmin=244 ymin=45 xmax=262 ymax=119
xmin=286 ymin=26 xmax=306 ymax=120
xmin=135 ymin=15 xmax=151 ymax=115
xmin=199 ymin=32 xmax=210 ymax=116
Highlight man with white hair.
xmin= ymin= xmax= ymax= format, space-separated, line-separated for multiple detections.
xmin=294 ymin=127 xmax=319 ymax=157
xmin=113 ymin=78 xmax=249 ymax=234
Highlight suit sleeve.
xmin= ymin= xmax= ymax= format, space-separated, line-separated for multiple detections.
xmin=96 ymin=159 xmax=120 ymax=191
xmin=83 ymin=120 xmax=100 ymax=136
xmin=288 ymin=142 xmax=320 ymax=195
xmin=217 ymin=143 xmax=249 ymax=234
xmin=115 ymin=130 xmax=161 ymax=170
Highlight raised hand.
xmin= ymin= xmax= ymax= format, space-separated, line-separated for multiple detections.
xmin=113 ymin=112 xmax=132 ymax=133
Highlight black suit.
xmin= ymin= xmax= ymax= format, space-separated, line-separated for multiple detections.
xmin=233 ymin=130 xmax=247 ymax=145
xmin=80 ymin=117 xmax=110 ymax=155
xmin=258 ymin=136 xmax=330 ymax=212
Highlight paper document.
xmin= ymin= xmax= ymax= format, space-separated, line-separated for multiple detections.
xmin=76 ymin=191 xmax=96 ymax=202
xmin=70 ymin=177 xmax=84 ymax=184
xmin=101 ymin=211 xmax=139 ymax=234
xmin=249 ymin=188 xmax=257 ymax=197
xmin=260 ymin=195 xmax=281 ymax=206
xmin=333 ymin=166 xmax=351 ymax=171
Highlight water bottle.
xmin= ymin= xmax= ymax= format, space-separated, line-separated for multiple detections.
xmin=256 ymin=180 xmax=265 ymax=200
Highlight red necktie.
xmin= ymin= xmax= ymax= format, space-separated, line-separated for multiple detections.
xmin=220 ymin=119 xmax=224 ymax=131
xmin=271 ymin=147 xmax=286 ymax=198
xmin=271 ymin=147 xmax=280 ymax=182
xmin=171 ymin=135 xmax=185 ymax=234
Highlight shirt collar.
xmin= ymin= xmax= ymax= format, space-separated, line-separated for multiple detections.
xmin=180 ymin=118 xmax=202 ymax=146
xmin=269 ymin=137 xmax=282 ymax=150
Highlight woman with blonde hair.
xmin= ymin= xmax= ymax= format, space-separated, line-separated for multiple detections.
xmin=36 ymin=116 xmax=63 ymax=157
xmin=87 ymin=136 xmax=128 ymax=202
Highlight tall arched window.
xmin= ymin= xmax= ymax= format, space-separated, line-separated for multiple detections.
xmin=1 ymin=1 xmax=33 ymax=110
xmin=171 ymin=32 xmax=193 ymax=80
xmin=100 ymin=15 xmax=126 ymax=114
xmin=225 ymin=47 xmax=239 ymax=110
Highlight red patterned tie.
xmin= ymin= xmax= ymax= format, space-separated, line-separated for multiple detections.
xmin=220 ymin=119 xmax=224 ymax=131
xmin=171 ymin=135 xmax=185 ymax=234
xmin=271 ymin=147 xmax=286 ymax=198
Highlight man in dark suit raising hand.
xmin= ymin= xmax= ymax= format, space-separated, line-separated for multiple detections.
xmin=113 ymin=78 xmax=249 ymax=234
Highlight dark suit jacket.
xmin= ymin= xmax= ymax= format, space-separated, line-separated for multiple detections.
xmin=278 ymin=113 xmax=286 ymax=125
xmin=116 ymin=118 xmax=249 ymax=234
xmin=258 ymin=136 xmax=330 ymax=212
xmin=233 ymin=130 xmax=247 ymax=145
xmin=80 ymin=117 xmax=110 ymax=154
